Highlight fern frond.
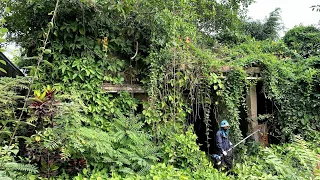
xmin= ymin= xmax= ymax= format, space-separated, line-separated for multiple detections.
xmin=118 ymin=167 xmax=134 ymax=175
xmin=263 ymin=147 xmax=295 ymax=179
xmin=112 ymin=131 xmax=125 ymax=143
xmin=4 ymin=162 xmax=38 ymax=174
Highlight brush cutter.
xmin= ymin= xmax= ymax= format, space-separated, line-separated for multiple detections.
xmin=211 ymin=129 xmax=264 ymax=166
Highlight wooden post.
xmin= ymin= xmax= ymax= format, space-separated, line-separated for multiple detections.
xmin=102 ymin=83 xmax=146 ymax=93
xmin=247 ymin=85 xmax=259 ymax=142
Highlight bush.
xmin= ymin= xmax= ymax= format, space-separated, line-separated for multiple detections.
xmin=233 ymin=135 xmax=320 ymax=179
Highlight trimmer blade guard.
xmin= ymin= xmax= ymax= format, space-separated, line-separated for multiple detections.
xmin=211 ymin=154 xmax=222 ymax=166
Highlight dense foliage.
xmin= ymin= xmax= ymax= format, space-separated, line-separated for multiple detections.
xmin=0 ymin=0 xmax=319 ymax=179
xmin=283 ymin=25 xmax=320 ymax=58
xmin=234 ymin=135 xmax=320 ymax=179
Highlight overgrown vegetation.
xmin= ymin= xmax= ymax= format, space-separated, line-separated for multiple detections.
xmin=234 ymin=135 xmax=320 ymax=179
xmin=0 ymin=0 xmax=319 ymax=179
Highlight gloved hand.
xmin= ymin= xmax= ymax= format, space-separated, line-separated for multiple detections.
xmin=222 ymin=151 xmax=227 ymax=156
xmin=229 ymin=141 xmax=233 ymax=146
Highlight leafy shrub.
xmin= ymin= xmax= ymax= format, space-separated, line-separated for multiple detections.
xmin=162 ymin=127 xmax=208 ymax=170
xmin=145 ymin=163 xmax=229 ymax=180
xmin=283 ymin=25 xmax=320 ymax=58
xmin=0 ymin=144 xmax=38 ymax=180
xmin=0 ymin=77 xmax=28 ymax=144
xmin=75 ymin=163 xmax=229 ymax=180
xmin=234 ymin=135 xmax=320 ymax=179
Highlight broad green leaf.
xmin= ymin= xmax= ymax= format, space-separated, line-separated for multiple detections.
xmin=5 ymin=7 xmax=10 ymax=13
xmin=72 ymin=73 xmax=78 ymax=79
xmin=44 ymin=49 xmax=52 ymax=54
xmin=43 ymin=60 xmax=53 ymax=67
xmin=40 ymin=91 xmax=46 ymax=100
xmin=79 ymin=28 xmax=85 ymax=35
xmin=0 ymin=28 xmax=8 ymax=34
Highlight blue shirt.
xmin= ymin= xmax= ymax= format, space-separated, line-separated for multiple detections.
xmin=216 ymin=129 xmax=231 ymax=154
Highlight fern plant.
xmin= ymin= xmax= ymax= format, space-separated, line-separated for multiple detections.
xmin=233 ymin=135 xmax=320 ymax=179
xmin=0 ymin=77 xmax=29 ymax=144
xmin=0 ymin=77 xmax=38 ymax=179
xmin=109 ymin=113 xmax=160 ymax=175
xmin=63 ymin=112 xmax=159 ymax=176
xmin=0 ymin=144 xmax=38 ymax=180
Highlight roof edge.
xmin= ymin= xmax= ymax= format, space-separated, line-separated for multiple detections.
xmin=0 ymin=52 xmax=25 ymax=77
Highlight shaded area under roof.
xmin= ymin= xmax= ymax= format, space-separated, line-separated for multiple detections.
xmin=0 ymin=52 xmax=24 ymax=77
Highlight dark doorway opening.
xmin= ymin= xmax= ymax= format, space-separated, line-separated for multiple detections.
xmin=190 ymin=94 xmax=248 ymax=155
xmin=256 ymin=82 xmax=273 ymax=117
xmin=238 ymin=103 xmax=249 ymax=139
xmin=256 ymin=82 xmax=278 ymax=144
xmin=191 ymin=103 xmax=218 ymax=155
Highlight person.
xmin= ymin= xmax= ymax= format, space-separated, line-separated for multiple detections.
xmin=216 ymin=120 xmax=233 ymax=171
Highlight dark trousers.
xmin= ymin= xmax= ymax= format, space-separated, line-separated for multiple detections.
xmin=213 ymin=153 xmax=233 ymax=171
xmin=222 ymin=155 xmax=233 ymax=171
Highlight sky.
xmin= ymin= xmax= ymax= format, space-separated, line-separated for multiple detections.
xmin=247 ymin=0 xmax=320 ymax=35
xmin=3 ymin=0 xmax=320 ymax=59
